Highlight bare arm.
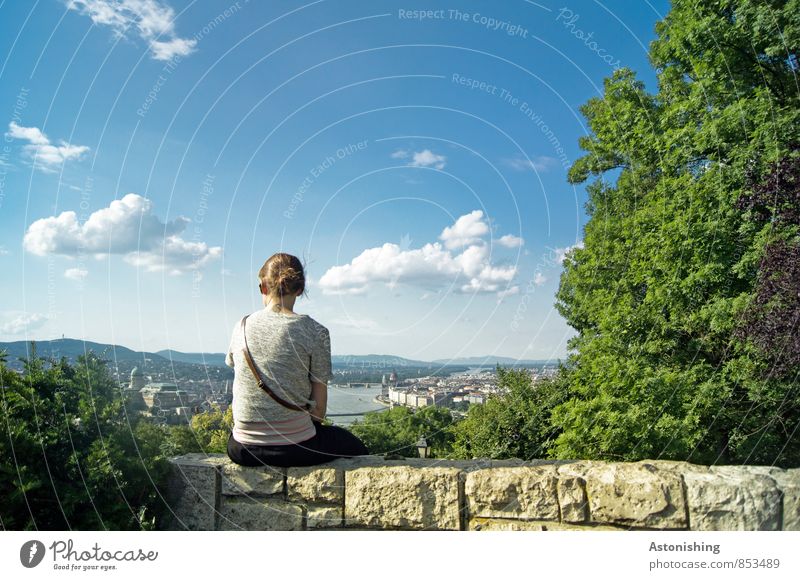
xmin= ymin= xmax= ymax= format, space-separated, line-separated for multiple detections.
xmin=310 ymin=381 xmax=327 ymax=422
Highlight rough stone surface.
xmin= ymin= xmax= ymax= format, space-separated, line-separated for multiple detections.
xmin=558 ymin=475 xmax=589 ymax=523
xmin=468 ymin=517 xmax=621 ymax=531
xmin=771 ymin=468 xmax=800 ymax=531
xmin=465 ymin=466 xmax=560 ymax=521
xmin=345 ymin=466 xmax=462 ymax=530
xmin=217 ymin=498 xmax=303 ymax=531
xmin=166 ymin=455 xmax=220 ymax=530
xmin=685 ymin=467 xmax=781 ymax=530
xmin=307 ymin=505 xmax=344 ymax=529
xmin=730 ymin=466 xmax=800 ymax=531
xmin=167 ymin=454 xmax=798 ymax=531
xmin=221 ymin=463 xmax=284 ymax=496
xmin=287 ymin=466 xmax=344 ymax=503
xmin=580 ymin=462 xmax=687 ymax=528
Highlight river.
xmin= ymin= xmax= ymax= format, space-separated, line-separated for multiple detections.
xmin=326 ymin=384 xmax=387 ymax=426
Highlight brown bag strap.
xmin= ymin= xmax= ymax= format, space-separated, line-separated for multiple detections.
xmin=239 ymin=315 xmax=311 ymax=413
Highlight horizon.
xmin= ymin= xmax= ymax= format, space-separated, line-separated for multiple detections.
xmin=0 ymin=0 xmax=670 ymax=360
xmin=0 ymin=333 xmax=559 ymax=364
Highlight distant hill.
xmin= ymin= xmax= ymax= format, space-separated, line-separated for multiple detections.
xmin=156 ymin=350 xmax=227 ymax=367
xmin=0 ymin=338 xmax=167 ymax=365
xmin=432 ymin=356 xmax=556 ymax=366
xmin=332 ymin=354 xmax=431 ymax=367
xmin=0 ymin=338 xmax=555 ymax=370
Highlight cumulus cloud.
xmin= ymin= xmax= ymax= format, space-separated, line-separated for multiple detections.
xmin=533 ymin=272 xmax=547 ymax=286
xmin=552 ymin=241 xmax=584 ymax=265
xmin=390 ymin=149 xmax=409 ymax=159
xmin=497 ymin=286 xmax=520 ymax=301
xmin=23 ymin=193 xmax=221 ymax=275
xmin=6 ymin=122 xmax=89 ymax=172
xmin=503 ymin=155 xmax=558 ymax=172
xmin=440 ymin=210 xmax=490 ymax=250
xmin=318 ymin=210 xmax=520 ymax=297
xmin=1 ymin=313 xmax=48 ymax=335
xmin=66 ymin=0 xmax=196 ymax=61
xmin=497 ymin=234 xmax=524 ymax=248
xmin=123 ymin=234 xmax=221 ymax=273
xmin=64 ymin=267 xmax=88 ymax=280
xmin=409 ymin=149 xmax=446 ymax=169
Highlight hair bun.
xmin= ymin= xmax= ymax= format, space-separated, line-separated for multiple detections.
xmin=259 ymin=253 xmax=306 ymax=299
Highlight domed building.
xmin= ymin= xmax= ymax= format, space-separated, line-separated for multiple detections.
xmin=130 ymin=366 xmax=145 ymax=390
xmin=122 ymin=367 xmax=147 ymax=412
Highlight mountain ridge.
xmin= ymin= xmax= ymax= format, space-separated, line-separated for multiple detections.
xmin=0 ymin=338 xmax=555 ymax=367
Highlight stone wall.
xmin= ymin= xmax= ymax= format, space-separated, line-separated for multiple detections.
xmin=164 ymin=454 xmax=799 ymax=531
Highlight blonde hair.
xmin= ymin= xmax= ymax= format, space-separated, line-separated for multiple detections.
xmin=258 ymin=253 xmax=306 ymax=310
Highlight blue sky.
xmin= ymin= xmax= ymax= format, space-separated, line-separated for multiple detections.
xmin=0 ymin=0 xmax=670 ymax=360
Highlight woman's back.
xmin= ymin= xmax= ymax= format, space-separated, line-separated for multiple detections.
xmin=225 ymin=308 xmax=332 ymax=445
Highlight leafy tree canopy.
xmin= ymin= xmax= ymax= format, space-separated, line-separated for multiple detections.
xmin=554 ymin=0 xmax=799 ymax=466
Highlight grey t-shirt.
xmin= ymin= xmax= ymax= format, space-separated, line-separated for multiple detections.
xmin=225 ymin=308 xmax=332 ymax=445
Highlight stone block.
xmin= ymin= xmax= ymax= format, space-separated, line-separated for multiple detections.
xmin=165 ymin=455 xmax=221 ymax=530
xmin=580 ymin=461 xmax=687 ymax=529
xmin=328 ymin=455 xmax=387 ymax=469
xmin=771 ymin=468 xmax=800 ymax=531
xmin=465 ymin=466 xmax=560 ymax=521
xmin=468 ymin=517 xmax=622 ymax=531
xmin=217 ymin=497 xmax=303 ymax=530
xmin=221 ymin=463 xmax=284 ymax=496
xmin=287 ymin=466 xmax=344 ymax=504
xmin=558 ymin=475 xmax=589 ymax=523
xmin=345 ymin=466 xmax=462 ymax=530
xmin=307 ymin=505 xmax=344 ymax=529
xmin=685 ymin=467 xmax=782 ymax=530
xmin=737 ymin=466 xmax=800 ymax=530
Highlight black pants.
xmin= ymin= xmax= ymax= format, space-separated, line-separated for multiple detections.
xmin=226 ymin=421 xmax=370 ymax=467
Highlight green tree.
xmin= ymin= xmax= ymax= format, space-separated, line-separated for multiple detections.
xmin=553 ymin=0 xmax=800 ymax=466
xmin=449 ymin=367 xmax=567 ymax=460
xmin=0 ymin=349 xmax=176 ymax=529
xmin=349 ymin=405 xmax=454 ymax=457
xmin=189 ymin=406 xmax=233 ymax=453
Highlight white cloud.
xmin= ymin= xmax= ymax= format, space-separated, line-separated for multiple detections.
xmin=440 ymin=210 xmax=490 ymax=250
xmin=318 ymin=210 xmax=519 ymax=297
xmin=64 ymin=267 xmax=88 ymax=280
xmin=0 ymin=246 xmax=9 ymax=256
xmin=329 ymin=316 xmax=379 ymax=331
xmin=6 ymin=122 xmax=89 ymax=172
xmin=149 ymin=37 xmax=195 ymax=60
xmin=23 ymin=193 xmax=221 ymax=275
xmin=1 ymin=313 xmax=48 ymax=335
xmin=497 ymin=286 xmax=520 ymax=301
xmin=409 ymin=149 xmax=446 ymax=170
xmin=66 ymin=0 xmax=196 ymax=61
xmin=497 ymin=234 xmax=524 ymax=248
xmin=552 ymin=241 xmax=584 ymax=265
xmin=123 ymin=235 xmax=222 ymax=274
xmin=534 ymin=272 xmax=547 ymax=286
xmin=390 ymin=149 xmax=409 ymax=159
xmin=503 ymin=155 xmax=558 ymax=172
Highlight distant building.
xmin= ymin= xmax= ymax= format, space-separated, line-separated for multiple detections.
xmin=466 ymin=392 xmax=486 ymax=405
xmin=388 ymin=386 xmax=407 ymax=406
xmin=137 ymin=382 xmax=195 ymax=424
xmin=130 ymin=367 xmax=145 ymax=390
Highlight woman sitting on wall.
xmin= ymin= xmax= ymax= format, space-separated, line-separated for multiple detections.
xmin=225 ymin=252 xmax=369 ymax=467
